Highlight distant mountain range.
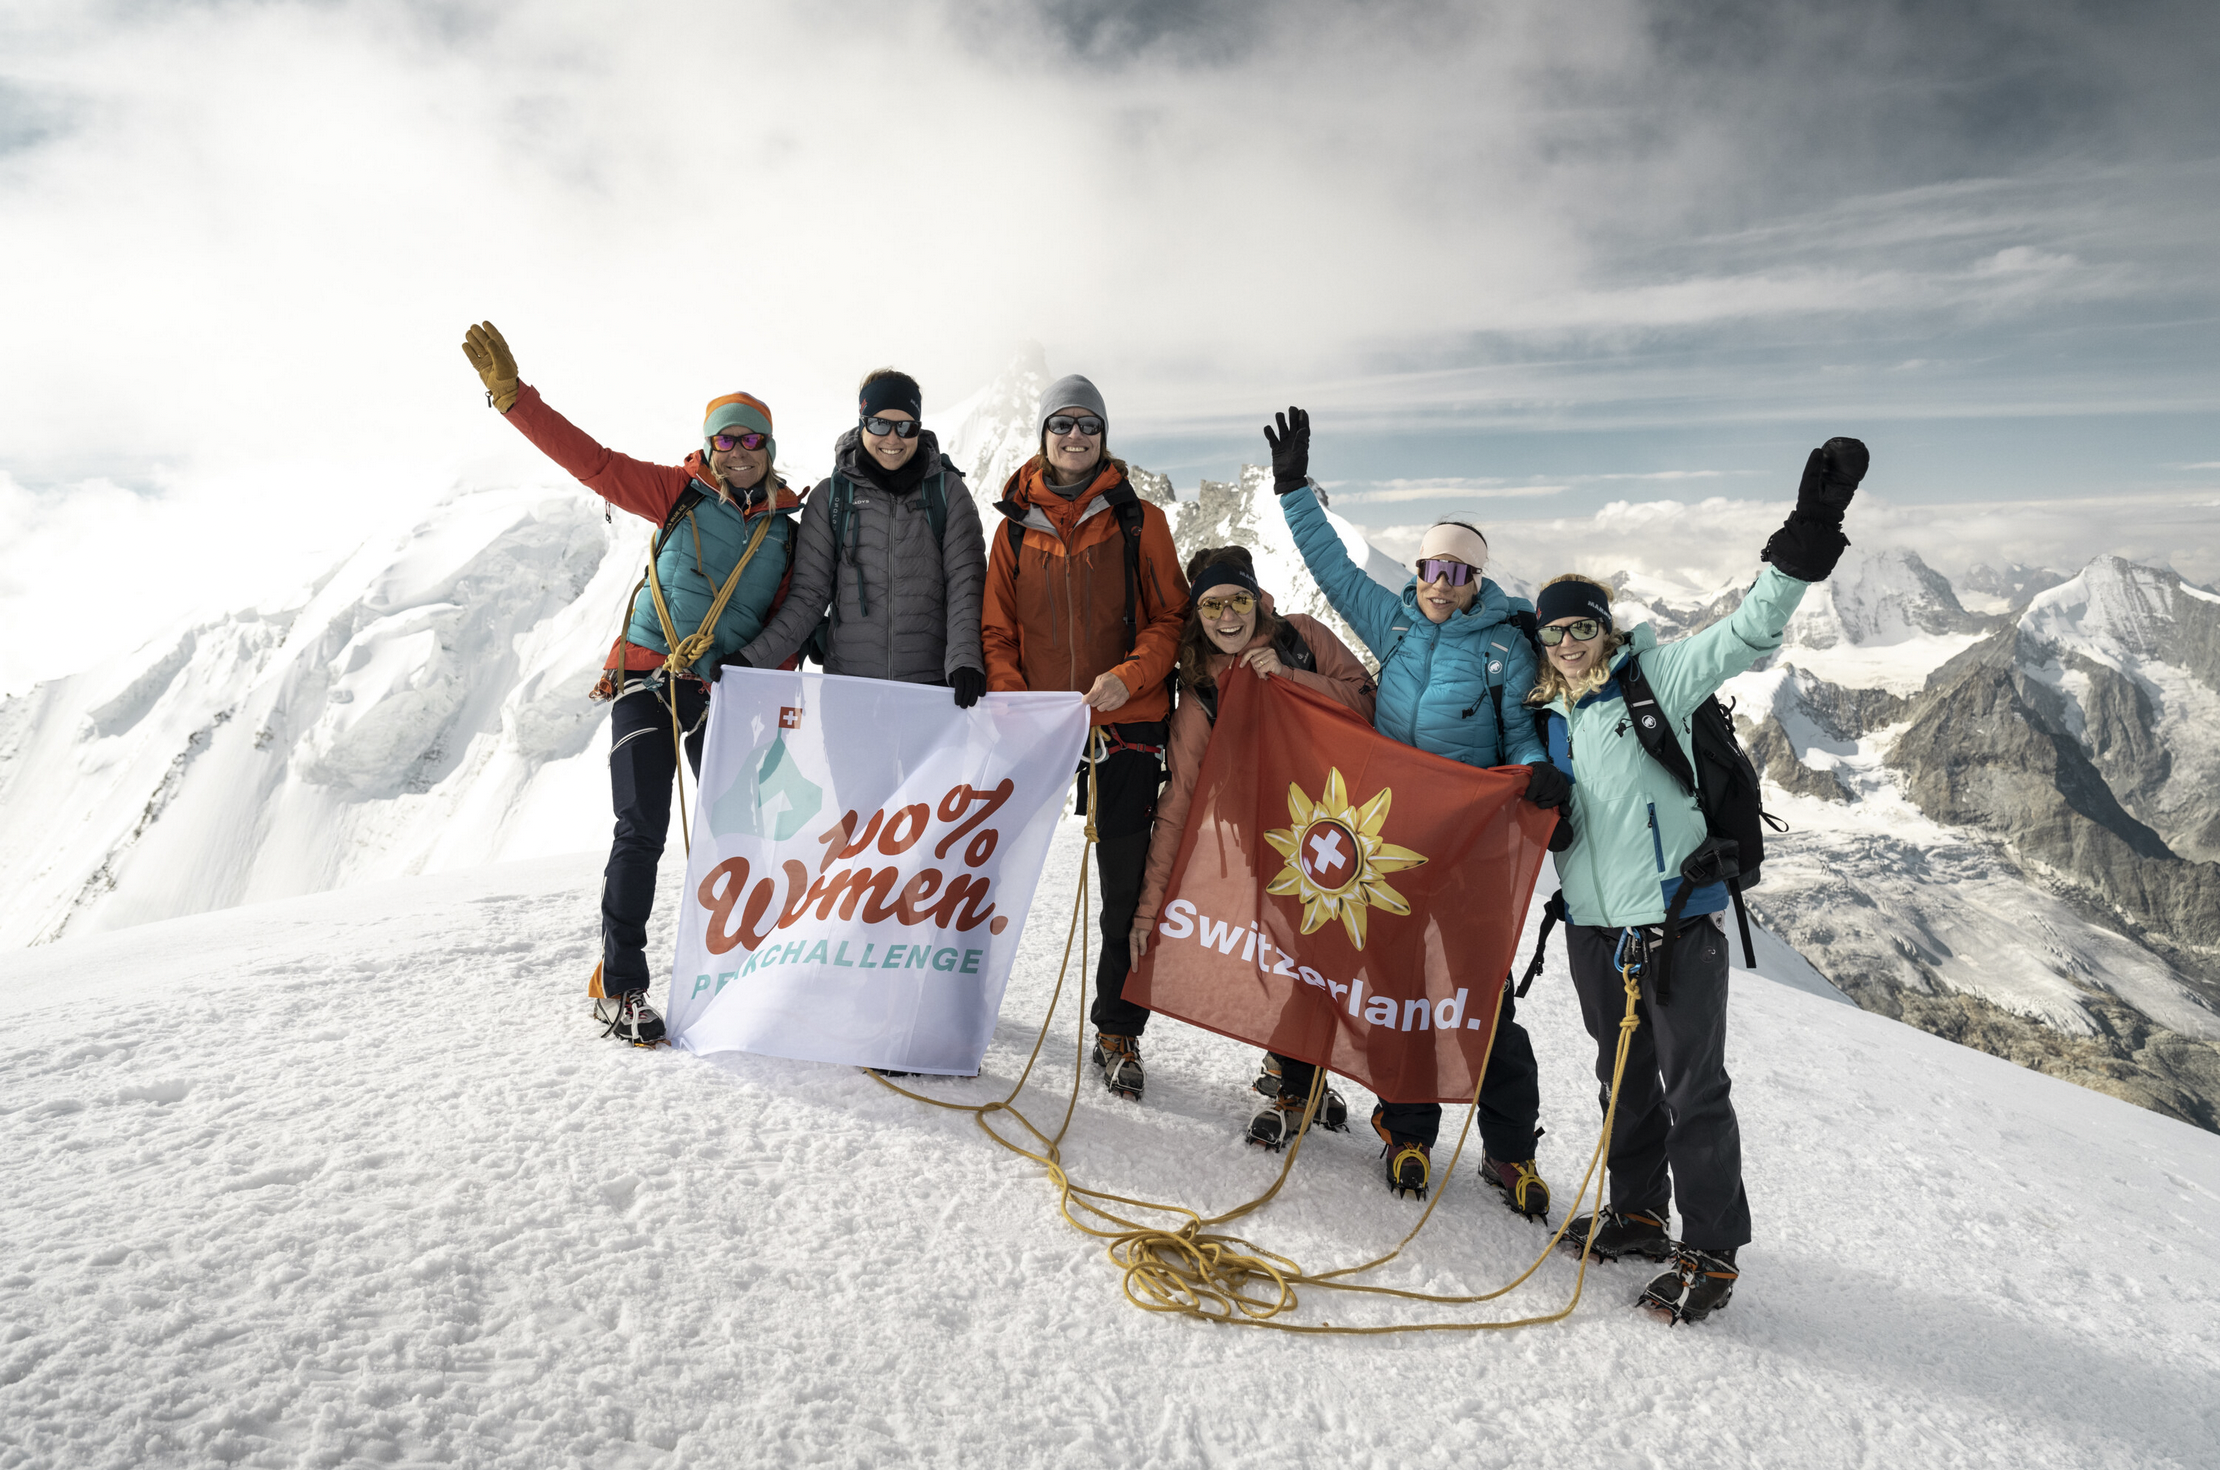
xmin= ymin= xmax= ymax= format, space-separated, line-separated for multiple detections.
xmin=4 ymin=352 xmax=2214 ymax=1130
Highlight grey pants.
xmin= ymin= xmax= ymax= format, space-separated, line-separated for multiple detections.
xmin=1565 ymin=918 xmax=1751 ymax=1251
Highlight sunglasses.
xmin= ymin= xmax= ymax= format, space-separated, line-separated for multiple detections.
xmin=861 ymin=416 xmax=921 ymax=439
xmin=712 ymin=431 xmax=768 ymax=452
xmin=1045 ymin=414 xmax=1104 ymax=437
xmin=1415 ymin=558 xmax=1476 ymax=587
xmin=1538 ymin=618 xmax=1604 ymax=645
xmin=1196 ymin=591 xmax=1256 ymax=618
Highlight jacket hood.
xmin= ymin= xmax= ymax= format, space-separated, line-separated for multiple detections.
xmin=831 ymin=426 xmax=952 ymax=489
xmin=1396 ymin=573 xmax=1517 ymax=637
xmin=681 ymin=450 xmax=802 ymax=513
xmin=1002 ymin=455 xmax=1127 ymax=514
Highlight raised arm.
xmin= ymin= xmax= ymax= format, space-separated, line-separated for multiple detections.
xmin=1266 ymin=408 xmax=1406 ymax=658
xmin=1646 ymin=437 xmax=1868 ymax=718
xmin=462 ymin=321 xmax=690 ymax=525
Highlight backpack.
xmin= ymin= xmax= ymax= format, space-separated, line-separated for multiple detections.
xmin=1514 ymin=643 xmax=1783 ymax=998
xmin=1187 ymin=622 xmax=1317 ymax=725
xmin=802 ymin=462 xmax=950 ymax=662
xmin=998 ymin=477 xmax=1152 ymax=661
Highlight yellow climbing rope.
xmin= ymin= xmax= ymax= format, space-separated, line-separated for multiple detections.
xmin=644 ymin=509 xmax=773 ymax=856
xmin=869 ymin=734 xmax=1651 ymax=1333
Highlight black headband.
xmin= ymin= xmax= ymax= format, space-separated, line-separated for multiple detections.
xmin=859 ymin=373 xmax=922 ymax=421
xmin=1190 ymin=563 xmax=1260 ymax=601
xmin=1535 ymin=581 xmax=1613 ymax=628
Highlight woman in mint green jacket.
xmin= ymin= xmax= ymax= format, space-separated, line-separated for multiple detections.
xmin=1536 ymin=438 xmax=1867 ymax=1326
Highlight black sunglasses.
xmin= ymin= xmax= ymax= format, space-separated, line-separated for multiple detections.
xmin=861 ymin=416 xmax=921 ymax=439
xmin=1045 ymin=414 xmax=1104 ymax=437
xmin=1537 ymin=618 xmax=1604 ymax=645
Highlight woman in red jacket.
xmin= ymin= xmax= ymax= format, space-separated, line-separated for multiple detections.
xmin=1129 ymin=546 xmax=1378 ymax=1146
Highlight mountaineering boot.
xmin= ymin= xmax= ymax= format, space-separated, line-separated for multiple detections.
xmin=1480 ymin=1157 xmax=1552 ymax=1220
xmin=595 ymin=990 xmax=668 ymax=1048
xmin=1246 ymin=1096 xmax=1310 ymax=1151
xmin=1371 ymin=1105 xmax=1431 ymax=1198
xmin=1639 ymin=1245 xmax=1739 ymax=1324
xmin=1254 ymin=1056 xmax=1349 ymax=1131
xmin=1560 ymin=1208 xmax=1672 ymax=1263
xmin=1092 ymin=1033 xmax=1145 ymax=1100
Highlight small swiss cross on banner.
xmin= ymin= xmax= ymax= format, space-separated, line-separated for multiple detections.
xmin=779 ymin=707 xmax=802 ymax=730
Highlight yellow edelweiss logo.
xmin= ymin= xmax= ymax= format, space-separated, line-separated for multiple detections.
xmin=1264 ymin=769 xmax=1428 ymax=949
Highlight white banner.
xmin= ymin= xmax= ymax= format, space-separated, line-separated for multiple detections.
xmin=669 ymin=668 xmax=1090 ymax=1074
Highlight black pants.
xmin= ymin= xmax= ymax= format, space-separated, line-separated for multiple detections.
xmin=1565 ymin=917 xmax=1750 ymax=1251
xmin=1360 ymin=986 xmax=1541 ymax=1158
xmin=600 ymin=679 xmax=709 ymax=994
xmin=1087 ymin=745 xmax=1161 ymax=1036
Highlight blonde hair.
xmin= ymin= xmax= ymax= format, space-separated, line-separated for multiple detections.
xmin=1525 ymin=574 xmax=1628 ymax=708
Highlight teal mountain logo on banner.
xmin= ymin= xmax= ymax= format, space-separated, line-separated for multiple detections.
xmin=711 ymin=716 xmax=824 ymax=842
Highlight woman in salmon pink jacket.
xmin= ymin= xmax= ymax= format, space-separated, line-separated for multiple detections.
xmin=1128 ymin=546 xmax=1377 ymax=1147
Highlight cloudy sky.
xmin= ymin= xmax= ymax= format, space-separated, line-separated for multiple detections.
xmin=3 ymin=0 xmax=2216 ymax=692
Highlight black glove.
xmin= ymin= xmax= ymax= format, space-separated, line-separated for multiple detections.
xmin=1262 ymin=406 xmax=1310 ymax=495
xmin=1524 ymin=762 xmax=1572 ymax=810
xmin=1763 ymin=436 xmax=1866 ymax=581
xmin=1792 ymin=436 xmax=1868 ymax=528
xmin=950 ymin=666 xmax=987 ymax=708
xmin=1548 ymin=811 xmax=1575 ymax=852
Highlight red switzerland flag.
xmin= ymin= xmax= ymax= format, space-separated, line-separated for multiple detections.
xmin=1124 ymin=667 xmax=1555 ymax=1104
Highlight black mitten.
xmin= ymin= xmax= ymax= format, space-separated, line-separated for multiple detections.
xmin=1262 ymin=407 xmax=1310 ymax=495
xmin=1765 ymin=436 xmax=1866 ymax=580
xmin=950 ymin=666 xmax=987 ymax=708
xmin=1524 ymin=762 xmax=1572 ymax=810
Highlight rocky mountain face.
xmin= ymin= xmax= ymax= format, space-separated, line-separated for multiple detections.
xmin=1717 ymin=552 xmax=2220 ymax=1129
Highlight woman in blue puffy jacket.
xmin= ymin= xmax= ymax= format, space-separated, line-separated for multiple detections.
xmin=1267 ymin=407 xmax=1570 ymax=1207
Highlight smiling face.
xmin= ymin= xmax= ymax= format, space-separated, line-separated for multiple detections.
xmin=1043 ymin=409 xmax=1103 ymax=482
xmin=1544 ymin=616 xmax=1607 ymax=679
xmin=1416 ymin=559 xmax=1480 ymax=624
xmin=709 ymin=438 xmax=769 ymax=491
xmin=861 ymin=409 xmax=919 ymax=471
xmin=1199 ymin=588 xmax=1258 ymax=654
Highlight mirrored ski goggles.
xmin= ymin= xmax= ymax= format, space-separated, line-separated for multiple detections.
xmin=711 ymin=431 xmax=768 ymax=452
xmin=1195 ymin=592 xmax=1256 ymax=618
xmin=860 ymin=415 xmax=921 ymax=439
xmin=1044 ymin=414 xmax=1104 ymax=437
xmin=1415 ymin=557 xmax=1476 ymax=586
xmin=1538 ymin=618 xmax=1605 ymax=645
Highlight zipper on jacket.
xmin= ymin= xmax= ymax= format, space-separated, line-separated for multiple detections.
xmin=1647 ymin=801 xmax=1665 ymax=873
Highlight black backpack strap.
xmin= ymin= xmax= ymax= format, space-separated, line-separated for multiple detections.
xmin=1099 ymin=481 xmax=1148 ymax=656
xmin=1513 ymin=890 xmax=1566 ymax=996
xmin=925 ymin=465 xmax=948 ymax=541
xmin=1620 ymin=650 xmax=1697 ymax=795
xmin=1728 ymin=878 xmax=1757 ymax=969
xmin=1276 ymin=623 xmax=1316 ymax=672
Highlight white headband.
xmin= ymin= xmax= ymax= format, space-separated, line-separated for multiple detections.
xmin=1418 ymin=522 xmax=1489 ymax=572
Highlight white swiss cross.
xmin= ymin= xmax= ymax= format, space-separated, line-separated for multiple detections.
xmin=1307 ymin=827 xmax=1350 ymax=881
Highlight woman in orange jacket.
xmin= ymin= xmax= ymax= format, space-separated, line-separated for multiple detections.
xmin=980 ymin=375 xmax=1189 ymax=1100
xmin=1128 ymin=546 xmax=1378 ymax=1144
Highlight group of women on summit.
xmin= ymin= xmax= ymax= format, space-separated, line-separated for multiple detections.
xmin=460 ymin=321 xmax=1868 ymax=1324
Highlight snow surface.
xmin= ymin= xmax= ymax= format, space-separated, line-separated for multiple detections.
xmin=6 ymin=824 xmax=2219 ymax=1469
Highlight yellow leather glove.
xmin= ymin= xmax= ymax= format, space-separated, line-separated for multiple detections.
xmin=461 ymin=321 xmax=520 ymax=413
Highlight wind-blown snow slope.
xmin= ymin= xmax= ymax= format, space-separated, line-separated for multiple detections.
xmin=5 ymin=829 xmax=2216 ymax=1469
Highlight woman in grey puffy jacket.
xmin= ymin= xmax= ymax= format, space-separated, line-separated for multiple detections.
xmin=733 ymin=369 xmax=989 ymax=700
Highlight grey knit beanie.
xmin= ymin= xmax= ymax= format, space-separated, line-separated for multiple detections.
xmin=1037 ymin=374 xmax=1107 ymax=433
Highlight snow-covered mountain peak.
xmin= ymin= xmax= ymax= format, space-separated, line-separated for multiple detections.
xmin=2021 ymin=554 xmax=2220 ymax=686
xmin=936 ymin=344 xmax=1051 ymax=510
xmin=1783 ymin=545 xmax=1985 ymax=650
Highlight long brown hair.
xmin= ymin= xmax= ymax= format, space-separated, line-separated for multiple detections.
xmin=1525 ymin=573 xmax=1628 ymax=707
xmin=1176 ymin=546 xmax=1282 ymax=694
